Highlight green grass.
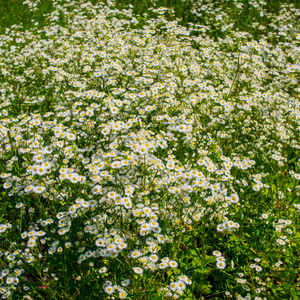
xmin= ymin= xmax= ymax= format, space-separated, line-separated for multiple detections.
xmin=1 ymin=0 xmax=300 ymax=35
xmin=0 ymin=0 xmax=53 ymax=33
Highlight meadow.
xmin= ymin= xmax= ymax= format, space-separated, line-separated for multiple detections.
xmin=0 ymin=0 xmax=300 ymax=299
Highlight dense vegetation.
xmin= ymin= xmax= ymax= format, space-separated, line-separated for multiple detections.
xmin=0 ymin=0 xmax=300 ymax=299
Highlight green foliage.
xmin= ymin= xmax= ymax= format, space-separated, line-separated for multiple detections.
xmin=0 ymin=0 xmax=54 ymax=34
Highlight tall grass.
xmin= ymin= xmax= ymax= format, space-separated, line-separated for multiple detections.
xmin=1 ymin=0 xmax=300 ymax=35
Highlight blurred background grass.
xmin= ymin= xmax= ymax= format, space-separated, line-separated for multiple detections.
xmin=0 ymin=0 xmax=299 ymax=35
xmin=0 ymin=0 xmax=53 ymax=33
xmin=0 ymin=0 xmax=299 ymax=33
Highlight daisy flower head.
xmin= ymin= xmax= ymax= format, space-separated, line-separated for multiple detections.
xmin=255 ymin=266 xmax=262 ymax=272
xmin=15 ymin=202 xmax=24 ymax=209
xmin=119 ymin=290 xmax=128 ymax=299
xmin=216 ymin=261 xmax=226 ymax=269
xmin=121 ymin=279 xmax=130 ymax=287
xmin=104 ymin=285 xmax=115 ymax=294
xmin=131 ymin=250 xmax=142 ymax=259
xmin=36 ymin=166 xmax=47 ymax=176
xmin=212 ymin=250 xmax=222 ymax=257
xmin=159 ymin=262 xmax=168 ymax=269
xmin=110 ymin=106 xmax=119 ymax=114
xmin=149 ymin=254 xmax=159 ymax=263
xmin=34 ymin=186 xmax=46 ymax=194
xmin=6 ymin=276 xmax=14 ymax=285
xmin=58 ymin=228 xmax=69 ymax=235
xmin=70 ymin=174 xmax=79 ymax=183
xmin=230 ymin=193 xmax=239 ymax=203
xmin=216 ymin=256 xmax=225 ymax=262
xmin=133 ymin=267 xmax=143 ymax=274
xmin=177 ymin=280 xmax=186 ymax=290
xmin=27 ymin=238 xmax=37 ymax=248
xmin=99 ymin=267 xmax=107 ymax=274
xmin=3 ymin=182 xmax=12 ymax=189
xmin=169 ymin=281 xmax=178 ymax=292
xmin=65 ymin=242 xmax=72 ymax=249
xmin=254 ymin=258 xmax=261 ymax=262
xmin=169 ymin=260 xmax=178 ymax=268
xmin=178 ymin=275 xmax=192 ymax=285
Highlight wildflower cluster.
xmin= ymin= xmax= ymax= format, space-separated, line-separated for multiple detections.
xmin=0 ymin=0 xmax=300 ymax=299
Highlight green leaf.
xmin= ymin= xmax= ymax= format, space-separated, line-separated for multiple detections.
xmin=290 ymin=287 xmax=299 ymax=300
xmin=194 ymin=266 xmax=212 ymax=274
